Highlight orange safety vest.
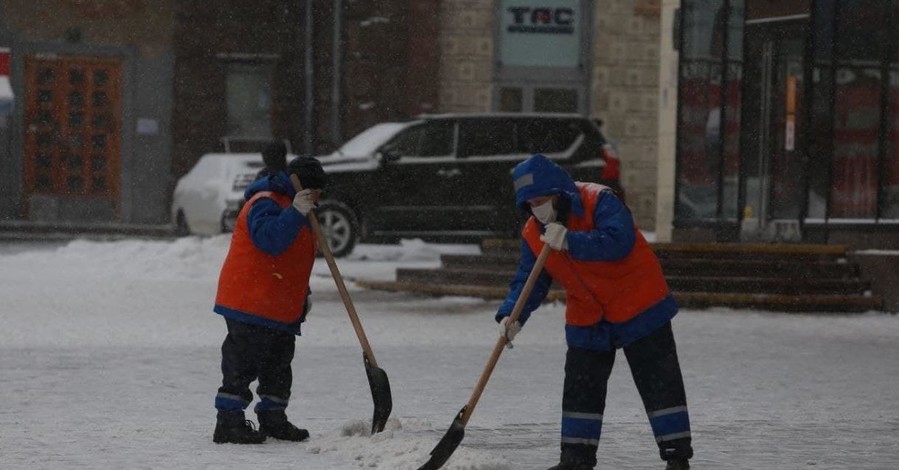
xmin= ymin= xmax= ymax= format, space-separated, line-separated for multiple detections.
xmin=215 ymin=191 xmax=316 ymax=325
xmin=523 ymin=183 xmax=670 ymax=326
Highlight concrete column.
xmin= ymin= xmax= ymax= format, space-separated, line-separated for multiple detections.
xmin=654 ymin=0 xmax=680 ymax=242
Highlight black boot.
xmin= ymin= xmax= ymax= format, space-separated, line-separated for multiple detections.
xmin=213 ymin=411 xmax=266 ymax=444
xmin=257 ymin=410 xmax=309 ymax=442
xmin=665 ymin=458 xmax=690 ymax=470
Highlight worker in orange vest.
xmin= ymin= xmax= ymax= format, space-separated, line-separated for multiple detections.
xmin=497 ymin=154 xmax=693 ymax=470
xmin=212 ymin=142 xmax=325 ymax=444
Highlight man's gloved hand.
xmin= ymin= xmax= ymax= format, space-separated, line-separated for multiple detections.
xmin=292 ymin=189 xmax=316 ymax=216
xmin=499 ymin=317 xmax=522 ymax=349
xmin=540 ymin=222 xmax=568 ymax=251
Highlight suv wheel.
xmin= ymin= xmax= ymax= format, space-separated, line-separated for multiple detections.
xmin=315 ymin=200 xmax=358 ymax=258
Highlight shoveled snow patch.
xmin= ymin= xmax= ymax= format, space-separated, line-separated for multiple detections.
xmin=306 ymin=418 xmax=509 ymax=470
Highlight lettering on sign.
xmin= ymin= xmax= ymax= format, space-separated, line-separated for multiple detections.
xmin=507 ymin=7 xmax=575 ymax=34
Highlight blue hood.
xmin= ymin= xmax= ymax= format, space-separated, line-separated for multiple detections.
xmin=512 ymin=154 xmax=584 ymax=217
xmin=243 ymin=171 xmax=296 ymax=201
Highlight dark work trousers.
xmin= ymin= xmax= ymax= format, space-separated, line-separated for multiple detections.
xmin=216 ymin=318 xmax=296 ymax=415
xmin=560 ymin=322 xmax=693 ymax=465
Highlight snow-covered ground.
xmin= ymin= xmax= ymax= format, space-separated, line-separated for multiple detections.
xmin=1 ymin=236 xmax=898 ymax=469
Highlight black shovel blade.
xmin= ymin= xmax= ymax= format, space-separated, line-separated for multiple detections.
xmin=364 ymin=353 xmax=392 ymax=435
xmin=417 ymin=407 xmax=467 ymax=470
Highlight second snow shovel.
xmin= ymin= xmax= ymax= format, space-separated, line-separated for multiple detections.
xmin=290 ymin=174 xmax=392 ymax=435
xmin=418 ymin=243 xmax=552 ymax=470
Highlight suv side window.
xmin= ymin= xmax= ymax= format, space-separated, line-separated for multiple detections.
xmin=383 ymin=122 xmax=455 ymax=158
xmin=516 ymin=119 xmax=584 ymax=156
xmin=384 ymin=125 xmax=424 ymax=157
xmin=458 ymin=119 xmax=516 ymax=158
xmin=419 ymin=121 xmax=455 ymax=157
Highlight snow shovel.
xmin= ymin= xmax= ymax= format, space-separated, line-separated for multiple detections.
xmin=290 ymin=174 xmax=393 ymax=435
xmin=418 ymin=243 xmax=552 ymax=470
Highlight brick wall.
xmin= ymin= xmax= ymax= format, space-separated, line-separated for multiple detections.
xmin=438 ymin=0 xmax=493 ymax=112
xmin=3 ymin=0 xmax=173 ymax=57
xmin=592 ymin=0 xmax=661 ymax=229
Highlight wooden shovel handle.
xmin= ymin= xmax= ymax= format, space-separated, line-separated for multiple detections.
xmin=290 ymin=174 xmax=379 ymax=367
xmin=460 ymin=243 xmax=552 ymax=425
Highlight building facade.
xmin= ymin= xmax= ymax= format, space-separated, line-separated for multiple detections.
xmin=661 ymin=0 xmax=899 ymax=248
xmin=438 ymin=0 xmax=663 ymax=228
xmin=0 ymin=0 xmax=661 ymax=228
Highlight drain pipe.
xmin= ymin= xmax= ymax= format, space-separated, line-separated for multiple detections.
xmin=331 ymin=0 xmax=342 ymax=146
xmin=304 ymin=0 xmax=315 ymax=156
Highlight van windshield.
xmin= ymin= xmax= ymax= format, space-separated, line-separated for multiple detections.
xmin=338 ymin=122 xmax=417 ymax=157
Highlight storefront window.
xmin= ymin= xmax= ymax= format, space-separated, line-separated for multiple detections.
xmin=829 ymin=1 xmax=890 ymax=219
xmin=883 ymin=1 xmax=899 ymax=218
xmin=721 ymin=0 xmax=744 ymax=220
xmin=806 ymin=0 xmax=835 ymax=220
xmin=676 ymin=0 xmax=744 ymax=222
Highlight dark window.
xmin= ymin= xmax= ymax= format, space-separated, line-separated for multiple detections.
xmin=886 ymin=0 xmax=899 ymax=217
xmin=828 ymin=0 xmax=892 ymax=218
xmin=226 ymin=63 xmax=272 ymax=138
xmin=67 ymin=175 xmax=84 ymax=192
xmin=68 ymin=91 xmax=84 ymax=108
xmin=69 ymin=112 xmax=84 ymax=127
xmin=418 ymin=122 xmax=455 ymax=156
xmin=92 ymin=176 xmax=107 ymax=192
xmin=499 ymin=88 xmax=523 ymax=112
xmin=38 ymin=90 xmax=53 ymax=104
xmin=37 ymin=68 xmax=54 ymax=86
xmin=93 ymin=69 xmax=109 ymax=87
xmin=92 ymin=155 xmax=106 ymax=171
xmin=69 ymin=69 xmax=84 ymax=85
xmin=534 ymin=88 xmax=578 ymax=113
xmin=37 ymin=111 xmax=53 ymax=126
xmin=69 ymin=134 xmax=84 ymax=149
xmin=92 ymin=134 xmax=107 ymax=150
xmin=458 ymin=119 xmax=516 ymax=158
xmin=65 ymin=154 xmax=83 ymax=171
xmin=37 ymin=153 xmax=53 ymax=169
xmin=92 ymin=91 xmax=109 ymax=107
xmin=92 ymin=113 xmax=111 ymax=129
xmin=384 ymin=126 xmax=425 ymax=157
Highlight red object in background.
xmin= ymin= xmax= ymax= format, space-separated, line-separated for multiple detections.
xmin=599 ymin=144 xmax=621 ymax=181
xmin=0 ymin=48 xmax=9 ymax=76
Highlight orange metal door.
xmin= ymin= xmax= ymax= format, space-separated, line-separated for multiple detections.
xmin=23 ymin=55 xmax=122 ymax=216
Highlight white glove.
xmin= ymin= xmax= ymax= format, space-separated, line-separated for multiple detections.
xmin=292 ymin=189 xmax=316 ymax=215
xmin=540 ymin=222 xmax=568 ymax=251
xmin=499 ymin=317 xmax=522 ymax=349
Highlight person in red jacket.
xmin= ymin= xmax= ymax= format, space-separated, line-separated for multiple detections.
xmin=212 ymin=142 xmax=325 ymax=444
xmin=497 ymin=154 xmax=693 ymax=470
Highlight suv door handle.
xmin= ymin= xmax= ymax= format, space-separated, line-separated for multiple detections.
xmin=437 ymin=168 xmax=461 ymax=178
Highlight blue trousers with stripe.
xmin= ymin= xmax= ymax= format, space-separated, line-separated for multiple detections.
xmin=560 ymin=322 xmax=693 ymax=465
xmin=215 ymin=318 xmax=296 ymax=416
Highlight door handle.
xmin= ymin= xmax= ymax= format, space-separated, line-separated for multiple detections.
xmin=437 ymin=168 xmax=461 ymax=178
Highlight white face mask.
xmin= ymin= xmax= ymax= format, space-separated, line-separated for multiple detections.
xmin=531 ymin=199 xmax=556 ymax=224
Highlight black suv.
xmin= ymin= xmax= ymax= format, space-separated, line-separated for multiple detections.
xmin=314 ymin=113 xmax=623 ymax=257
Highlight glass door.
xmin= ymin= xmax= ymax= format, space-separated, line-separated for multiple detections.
xmin=741 ymin=20 xmax=807 ymax=241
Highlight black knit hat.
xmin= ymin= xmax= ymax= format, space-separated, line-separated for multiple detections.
xmin=288 ymin=156 xmax=327 ymax=190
